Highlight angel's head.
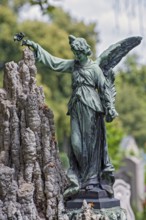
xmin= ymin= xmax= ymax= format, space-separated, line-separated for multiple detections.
xmin=69 ymin=35 xmax=92 ymax=62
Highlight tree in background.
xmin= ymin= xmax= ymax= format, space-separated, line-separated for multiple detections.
xmin=106 ymin=119 xmax=125 ymax=169
xmin=116 ymin=55 xmax=146 ymax=147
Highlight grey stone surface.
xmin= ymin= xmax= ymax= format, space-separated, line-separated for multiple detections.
xmin=0 ymin=48 xmax=68 ymax=219
xmin=116 ymin=156 xmax=145 ymax=211
xmin=120 ymin=136 xmax=139 ymax=156
xmin=114 ymin=179 xmax=135 ymax=220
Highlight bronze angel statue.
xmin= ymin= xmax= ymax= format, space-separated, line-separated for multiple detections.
xmin=15 ymin=33 xmax=142 ymax=198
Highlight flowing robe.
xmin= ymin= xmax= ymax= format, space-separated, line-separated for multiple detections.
xmin=29 ymin=41 xmax=114 ymax=190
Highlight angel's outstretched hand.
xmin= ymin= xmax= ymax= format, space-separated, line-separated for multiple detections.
xmin=22 ymin=39 xmax=33 ymax=47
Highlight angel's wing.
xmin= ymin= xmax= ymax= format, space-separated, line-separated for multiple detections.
xmin=97 ymin=36 xmax=142 ymax=76
xmin=97 ymin=36 xmax=142 ymax=122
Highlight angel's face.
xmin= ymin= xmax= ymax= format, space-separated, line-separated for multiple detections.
xmin=72 ymin=50 xmax=87 ymax=63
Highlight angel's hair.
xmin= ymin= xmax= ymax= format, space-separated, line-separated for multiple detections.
xmin=69 ymin=36 xmax=92 ymax=56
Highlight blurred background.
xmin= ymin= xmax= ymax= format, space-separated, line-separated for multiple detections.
xmin=0 ymin=0 xmax=146 ymax=219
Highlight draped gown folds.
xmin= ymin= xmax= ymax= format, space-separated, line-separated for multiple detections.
xmin=28 ymin=41 xmax=114 ymax=193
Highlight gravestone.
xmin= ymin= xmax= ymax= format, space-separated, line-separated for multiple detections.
xmin=114 ymin=179 xmax=135 ymax=220
xmin=120 ymin=136 xmax=139 ymax=156
xmin=116 ymin=156 xmax=145 ymax=211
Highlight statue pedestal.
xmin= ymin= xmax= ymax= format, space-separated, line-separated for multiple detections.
xmin=65 ymin=190 xmax=126 ymax=219
xmin=66 ymin=203 xmax=126 ymax=220
xmin=65 ymin=189 xmax=120 ymax=209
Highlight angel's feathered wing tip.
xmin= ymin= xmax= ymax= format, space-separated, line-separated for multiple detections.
xmin=137 ymin=36 xmax=142 ymax=41
xmin=132 ymin=36 xmax=142 ymax=41
xmin=97 ymin=36 xmax=142 ymax=72
xmin=135 ymin=36 xmax=142 ymax=44
xmin=119 ymin=36 xmax=142 ymax=47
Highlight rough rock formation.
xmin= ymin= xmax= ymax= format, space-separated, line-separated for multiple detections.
xmin=0 ymin=48 xmax=68 ymax=219
xmin=0 ymin=48 xmax=127 ymax=220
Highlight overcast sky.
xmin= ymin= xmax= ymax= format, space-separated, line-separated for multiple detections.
xmin=21 ymin=0 xmax=146 ymax=64
xmin=61 ymin=0 xmax=145 ymax=64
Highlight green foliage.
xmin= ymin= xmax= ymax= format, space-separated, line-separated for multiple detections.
xmin=59 ymin=152 xmax=69 ymax=169
xmin=116 ymin=55 xmax=146 ymax=147
xmin=106 ymin=118 xmax=125 ymax=169
xmin=0 ymin=5 xmax=21 ymax=68
xmin=133 ymin=206 xmax=146 ymax=220
xmin=29 ymin=0 xmax=56 ymax=13
xmin=0 ymin=72 xmax=3 ymax=87
xmin=145 ymin=165 xmax=146 ymax=185
xmin=50 ymin=8 xmax=98 ymax=58
xmin=0 ymin=0 xmax=30 ymax=13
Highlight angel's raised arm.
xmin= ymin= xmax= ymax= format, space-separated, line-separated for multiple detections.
xmin=23 ymin=40 xmax=74 ymax=73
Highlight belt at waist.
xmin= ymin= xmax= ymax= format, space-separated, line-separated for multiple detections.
xmin=72 ymin=83 xmax=95 ymax=90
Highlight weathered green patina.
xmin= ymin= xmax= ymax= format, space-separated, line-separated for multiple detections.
xmin=19 ymin=34 xmax=142 ymax=198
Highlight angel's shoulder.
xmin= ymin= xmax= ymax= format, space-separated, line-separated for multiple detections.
xmin=91 ymin=61 xmax=103 ymax=75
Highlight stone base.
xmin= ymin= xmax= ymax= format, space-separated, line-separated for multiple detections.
xmin=65 ymin=189 xmax=120 ymax=210
xmin=66 ymin=197 xmax=120 ymax=209
xmin=66 ymin=202 xmax=127 ymax=220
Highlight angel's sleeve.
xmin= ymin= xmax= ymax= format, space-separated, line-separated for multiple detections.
xmin=25 ymin=40 xmax=74 ymax=73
